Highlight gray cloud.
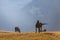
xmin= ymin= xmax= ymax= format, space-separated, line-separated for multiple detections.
xmin=0 ymin=0 xmax=60 ymax=32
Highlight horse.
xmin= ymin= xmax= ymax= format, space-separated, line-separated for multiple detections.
xmin=35 ymin=20 xmax=47 ymax=32
xmin=15 ymin=27 xmax=20 ymax=32
xmin=35 ymin=20 xmax=41 ymax=32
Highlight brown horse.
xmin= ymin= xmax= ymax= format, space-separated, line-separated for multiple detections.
xmin=35 ymin=20 xmax=41 ymax=32
xmin=35 ymin=20 xmax=46 ymax=32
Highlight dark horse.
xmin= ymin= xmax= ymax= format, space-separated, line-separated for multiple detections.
xmin=35 ymin=20 xmax=46 ymax=32
xmin=15 ymin=27 xmax=20 ymax=32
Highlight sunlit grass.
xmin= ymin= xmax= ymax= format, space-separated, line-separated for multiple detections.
xmin=0 ymin=31 xmax=60 ymax=40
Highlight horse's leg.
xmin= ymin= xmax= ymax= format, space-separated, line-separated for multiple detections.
xmin=35 ymin=28 xmax=37 ymax=33
xmin=41 ymin=26 xmax=42 ymax=32
xmin=19 ymin=29 xmax=20 ymax=32
xmin=38 ymin=28 xmax=40 ymax=32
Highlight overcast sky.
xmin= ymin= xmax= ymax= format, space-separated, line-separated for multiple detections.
xmin=0 ymin=0 xmax=60 ymax=32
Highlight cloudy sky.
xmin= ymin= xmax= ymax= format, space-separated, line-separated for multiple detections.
xmin=0 ymin=0 xmax=60 ymax=32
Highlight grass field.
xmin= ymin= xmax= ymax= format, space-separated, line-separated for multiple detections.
xmin=0 ymin=31 xmax=60 ymax=40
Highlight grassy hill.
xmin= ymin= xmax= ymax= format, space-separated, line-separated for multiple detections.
xmin=0 ymin=31 xmax=60 ymax=40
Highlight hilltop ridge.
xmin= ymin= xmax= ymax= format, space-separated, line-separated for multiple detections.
xmin=0 ymin=31 xmax=60 ymax=40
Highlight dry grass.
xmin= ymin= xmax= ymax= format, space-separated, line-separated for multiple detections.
xmin=0 ymin=31 xmax=60 ymax=40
